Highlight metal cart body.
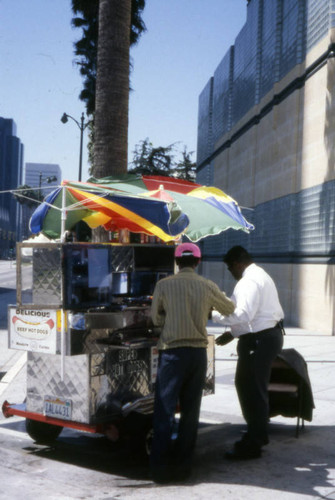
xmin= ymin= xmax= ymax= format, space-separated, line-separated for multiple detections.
xmin=3 ymin=242 xmax=215 ymax=448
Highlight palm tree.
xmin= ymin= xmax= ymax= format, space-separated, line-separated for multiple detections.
xmin=71 ymin=0 xmax=146 ymax=241
xmin=71 ymin=0 xmax=146 ymax=176
xmin=93 ymin=0 xmax=131 ymax=178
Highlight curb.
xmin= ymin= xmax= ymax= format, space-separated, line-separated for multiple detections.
xmin=0 ymin=353 xmax=27 ymax=397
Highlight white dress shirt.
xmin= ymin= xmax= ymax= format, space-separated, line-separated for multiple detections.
xmin=212 ymin=263 xmax=284 ymax=337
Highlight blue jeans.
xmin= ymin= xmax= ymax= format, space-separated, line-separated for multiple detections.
xmin=150 ymin=347 xmax=207 ymax=476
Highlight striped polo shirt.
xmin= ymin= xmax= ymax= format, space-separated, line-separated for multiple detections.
xmin=151 ymin=267 xmax=235 ymax=350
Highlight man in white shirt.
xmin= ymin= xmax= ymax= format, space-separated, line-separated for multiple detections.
xmin=212 ymin=246 xmax=284 ymax=459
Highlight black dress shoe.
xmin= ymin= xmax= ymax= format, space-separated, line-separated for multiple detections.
xmin=237 ymin=432 xmax=269 ymax=446
xmin=225 ymin=442 xmax=262 ymax=460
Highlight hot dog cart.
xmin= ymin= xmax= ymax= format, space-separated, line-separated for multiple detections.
xmin=3 ymin=241 xmax=215 ymax=453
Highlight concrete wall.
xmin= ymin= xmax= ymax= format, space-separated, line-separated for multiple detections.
xmin=200 ymin=260 xmax=335 ymax=335
xmin=204 ymin=34 xmax=335 ymax=335
xmin=214 ymin=60 xmax=335 ymax=206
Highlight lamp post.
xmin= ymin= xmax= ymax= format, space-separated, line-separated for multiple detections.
xmin=61 ymin=112 xmax=90 ymax=182
xmin=38 ymin=173 xmax=57 ymax=201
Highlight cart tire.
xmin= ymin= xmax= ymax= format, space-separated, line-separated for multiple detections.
xmin=26 ymin=419 xmax=63 ymax=444
xmin=143 ymin=425 xmax=154 ymax=457
xmin=125 ymin=413 xmax=153 ymax=457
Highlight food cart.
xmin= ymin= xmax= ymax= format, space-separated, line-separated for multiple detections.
xmin=2 ymin=176 xmax=253 ymax=453
xmin=3 ymin=240 xmax=215 ymax=454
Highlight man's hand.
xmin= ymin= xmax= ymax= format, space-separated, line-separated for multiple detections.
xmin=215 ymin=331 xmax=234 ymax=346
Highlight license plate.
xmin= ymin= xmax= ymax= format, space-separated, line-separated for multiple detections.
xmin=44 ymin=396 xmax=72 ymax=421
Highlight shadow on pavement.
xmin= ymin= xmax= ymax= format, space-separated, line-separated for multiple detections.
xmin=193 ymin=422 xmax=335 ymax=498
xmin=25 ymin=433 xmax=151 ymax=481
xmin=1 ymin=418 xmax=334 ymax=496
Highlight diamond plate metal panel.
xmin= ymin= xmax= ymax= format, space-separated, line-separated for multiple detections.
xmin=26 ymin=336 xmax=215 ymax=424
xmin=32 ymin=247 xmax=62 ymax=305
xmin=26 ymin=352 xmax=91 ymax=423
xmin=17 ymin=243 xmax=63 ymax=307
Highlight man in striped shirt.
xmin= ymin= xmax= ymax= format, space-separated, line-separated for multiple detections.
xmin=150 ymin=242 xmax=235 ymax=483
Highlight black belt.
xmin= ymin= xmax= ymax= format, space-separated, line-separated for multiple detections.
xmin=239 ymin=321 xmax=284 ymax=341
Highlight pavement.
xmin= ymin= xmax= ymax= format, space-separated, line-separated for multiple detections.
xmin=0 ymin=257 xmax=334 ymax=497
xmin=0 ymin=254 xmax=334 ymax=500
xmin=0 ymin=325 xmax=334 ymax=499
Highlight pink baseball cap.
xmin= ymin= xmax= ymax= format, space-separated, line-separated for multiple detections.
xmin=175 ymin=243 xmax=201 ymax=259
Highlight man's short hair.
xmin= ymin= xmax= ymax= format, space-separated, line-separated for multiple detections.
xmin=223 ymin=246 xmax=253 ymax=265
xmin=175 ymin=255 xmax=200 ymax=268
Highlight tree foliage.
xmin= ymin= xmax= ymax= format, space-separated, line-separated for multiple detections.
xmin=174 ymin=146 xmax=197 ymax=181
xmin=71 ymin=0 xmax=146 ymax=116
xmin=14 ymin=185 xmax=40 ymax=207
xmin=71 ymin=1 xmax=98 ymax=115
xmin=129 ymin=138 xmax=196 ymax=181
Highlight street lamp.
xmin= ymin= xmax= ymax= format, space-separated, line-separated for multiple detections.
xmin=61 ymin=112 xmax=90 ymax=182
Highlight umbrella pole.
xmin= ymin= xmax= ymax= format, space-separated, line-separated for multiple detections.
xmin=61 ymin=185 xmax=67 ymax=243
xmin=60 ymin=185 xmax=67 ymax=380
xmin=60 ymin=309 xmax=66 ymax=381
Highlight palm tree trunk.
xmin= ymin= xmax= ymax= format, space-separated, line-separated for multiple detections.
xmin=93 ymin=0 xmax=131 ymax=178
xmin=92 ymin=0 xmax=131 ymax=242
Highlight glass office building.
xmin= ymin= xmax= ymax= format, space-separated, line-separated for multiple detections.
xmin=197 ymin=0 xmax=333 ymax=169
xmin=0 ymin=118 xmax=24 ymax=258
xmin=197 ymin=0 xmax=335 ymax=333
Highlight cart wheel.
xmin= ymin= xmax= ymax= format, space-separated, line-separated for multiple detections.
xmin=26 ymin=419 xmax=63 ymax=444
xmin=143 ymin=425 xmax=154 ymax=457
xmin=124 ymin=413 xmax=153 ymax=457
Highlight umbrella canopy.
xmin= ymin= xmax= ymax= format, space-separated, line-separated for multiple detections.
xmin=29 ymin=174 xmax=254 ymax=242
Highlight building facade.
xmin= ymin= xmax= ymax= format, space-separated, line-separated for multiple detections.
xmin=197 ymin=0 xmax=335 ymax=334
xmin=25 ymin=162 xmax=61 ymax=197
xmin=0 ymin=118 xmax=24 ymax=258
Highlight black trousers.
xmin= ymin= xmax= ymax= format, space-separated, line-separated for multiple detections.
xmin=235 ymin=326 xmax=284 ymax=447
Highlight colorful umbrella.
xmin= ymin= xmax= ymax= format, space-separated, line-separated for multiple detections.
xmin=29 ymin=174 xmax=254 ymax=242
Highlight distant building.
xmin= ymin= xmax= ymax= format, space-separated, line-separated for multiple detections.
xmin=25 ymin=162 xmax=61 ymax=197
xmin=21 ymin=162 xmax=61 ymax=240
xmin=0 ymin=118 xmax=24 ymax=259
xmin=197 ymin=0 xmax=335 ymax=334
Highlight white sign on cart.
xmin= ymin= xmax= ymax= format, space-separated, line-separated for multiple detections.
xmin=9 ymin=307 xmax=58 ymax=354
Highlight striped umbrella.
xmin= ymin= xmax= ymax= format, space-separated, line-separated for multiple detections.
xmin=29 ymin=174 xmax=253 ymax=242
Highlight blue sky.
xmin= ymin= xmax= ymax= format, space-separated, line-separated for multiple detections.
xmin=0 ymin=0 xmax=247 ymax=184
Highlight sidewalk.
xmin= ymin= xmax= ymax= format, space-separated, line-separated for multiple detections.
xmin=197 ymin=327 xmax=335 ymax=499
xmin=0 ymin=326 xmax=334 ymax=499
xmin=0 ymin=329 xmax=26 ymax=410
